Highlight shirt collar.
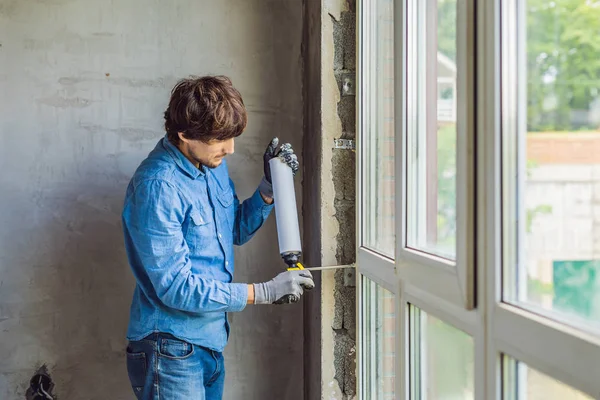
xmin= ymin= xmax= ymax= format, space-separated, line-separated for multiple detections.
xmin=162 ymin=136 xmax=205 ymax=179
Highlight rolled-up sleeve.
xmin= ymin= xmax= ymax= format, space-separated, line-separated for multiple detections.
xmin=123 ymin=179 xmax=248 ymax=313
xmin=230 ymin=179 xmax=274 ymax=246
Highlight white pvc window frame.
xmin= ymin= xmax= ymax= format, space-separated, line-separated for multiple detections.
xmin=401 ymin=0 xmax=476 ymax=310
xmin=357 ymin=0 xmax=475 ymax=300
xmin=357 ymin=0 xmax=397 ymax=291
xmin=357 ymin=0 xmax=402 ymax=396
xmin=493 ymin=0 xmax=600 ymax=396
xmin=357 ymin=0 xmax=600 ymax=398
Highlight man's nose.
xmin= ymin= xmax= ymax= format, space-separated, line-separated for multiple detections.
xmin=225 ymin=139 xmax=235 ymax=155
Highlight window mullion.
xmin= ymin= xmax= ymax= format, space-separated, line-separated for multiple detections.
xmin=369 ymin=280 xmax=377 ymax=395
xmin=478 ymin=0 xmax=502 ymax=398
xmin=394 ymin=0 xmax=407 ymax=397
xmin=455 ymin=0 xmax=476 ymax=309
xmin=397 ymin=284 xmax=408 ymax=400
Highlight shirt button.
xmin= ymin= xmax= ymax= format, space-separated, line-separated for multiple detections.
xmin=225 ymin=261 xmax=229 ymax=266
xmin=218 ymin=234 xmax=222 ymax=238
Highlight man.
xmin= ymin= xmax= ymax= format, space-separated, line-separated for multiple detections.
xmin=121 ymin=75 xmax=314 ymax=400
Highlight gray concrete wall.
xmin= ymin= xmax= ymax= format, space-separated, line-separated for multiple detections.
xmin=302 ymin=0 xmax=323 ymax=398
xmin=0 ymin=1 xmax=304 ymax=399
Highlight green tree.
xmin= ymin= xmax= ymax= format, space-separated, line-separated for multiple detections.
xmin=436 ymin=0 xmax=600 ymax=132
xmin=437 ymin=0 xmax=457 ymax=62
xmin=527 ymin=0 xmax=600 ymax=131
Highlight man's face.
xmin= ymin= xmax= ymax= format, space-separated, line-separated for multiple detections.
xmin=178 ymin=135 xmax=235 ymax=169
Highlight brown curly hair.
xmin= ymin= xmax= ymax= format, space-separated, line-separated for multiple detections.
xmin=164 ymin=75 xmax=247 ymax=145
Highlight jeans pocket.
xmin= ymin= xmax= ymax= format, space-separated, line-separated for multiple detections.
xmin=158 ymin=337 xmax=195 ymax=359
xmin=207 ymin=349 xmax=223 ymax=385
xmin=126 ymin=346 xmax=146 ymax=399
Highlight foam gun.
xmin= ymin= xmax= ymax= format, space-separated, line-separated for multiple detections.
xmin=269 ymin=157 xmax=304 ymax=271
xmin=269 ymin=156 xmax=355 ymax=277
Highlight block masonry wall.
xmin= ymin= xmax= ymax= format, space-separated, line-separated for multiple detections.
xmin=331 ymin=4 xmax=357 ymax=399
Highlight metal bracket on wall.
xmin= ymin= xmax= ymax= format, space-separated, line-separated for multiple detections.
xmin=341 ymin=73 xmax=355 ymax=96
xmin=333 ymin=138 xmax=355 ymax=150
xmin=343 ymin=267 xmax=356 ymax=287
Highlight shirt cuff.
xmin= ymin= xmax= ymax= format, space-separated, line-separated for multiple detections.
xmin=228 ymin=283 xmax=249 ymax=312
xmin=250 ymin=188 xmax=274 ymax=218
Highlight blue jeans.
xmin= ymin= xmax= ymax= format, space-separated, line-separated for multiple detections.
xmin=126 ymin=333 xmax=225 ymax=400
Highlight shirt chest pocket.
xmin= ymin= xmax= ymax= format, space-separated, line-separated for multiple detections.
xmin=184 ymin=209 xmax=213 ymax=251
xmin=216 ymin=188 xmax=235 ymax=229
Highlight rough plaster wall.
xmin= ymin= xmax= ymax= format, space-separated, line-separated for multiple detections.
xmin=320 ymin=1 xmax=344 ymax=398
xmin=320 ymin=0 xmax=357 ymax=399
xmin=0 ymin=1 xmax=303 ymax=399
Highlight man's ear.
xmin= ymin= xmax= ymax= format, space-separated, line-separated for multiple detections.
xmin=177 ymin=132 xmax=188 ymax=144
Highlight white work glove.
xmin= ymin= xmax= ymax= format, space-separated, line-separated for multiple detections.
xmin=258 ymin=137 xmax=300 ymax=198
xmin=254 ymin=270 xmax=315 ymax=304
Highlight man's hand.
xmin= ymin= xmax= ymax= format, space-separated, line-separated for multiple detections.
xmin=263 ymin=138 xmax=299 ymax=182
xmin=258 ymin=138 xmax=300 ymax=200
xmin=253 ymin=270 xmax=315 ymax=305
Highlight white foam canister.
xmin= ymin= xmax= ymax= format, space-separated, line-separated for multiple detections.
xmin=269 ymin=157 xmax=302 ymax=257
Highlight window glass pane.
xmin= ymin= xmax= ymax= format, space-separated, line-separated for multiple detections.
xmin=503 ymin=0 xmax=600 ymax=331
xmin=407 ymin=0 xmax=457 ymax=260
xmin=503 ymin=357 xmax=592 ymax=400
xmin=363 ymin=0 xmax=395 ymax=258
xmin=360 ymin=276 xmax=396 ymax=399
xmin=410 ymin=306 xmax=474 ymax=399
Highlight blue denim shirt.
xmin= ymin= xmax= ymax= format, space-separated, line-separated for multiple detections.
xmin=122 ymin=137 xmax=273 ymax=352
